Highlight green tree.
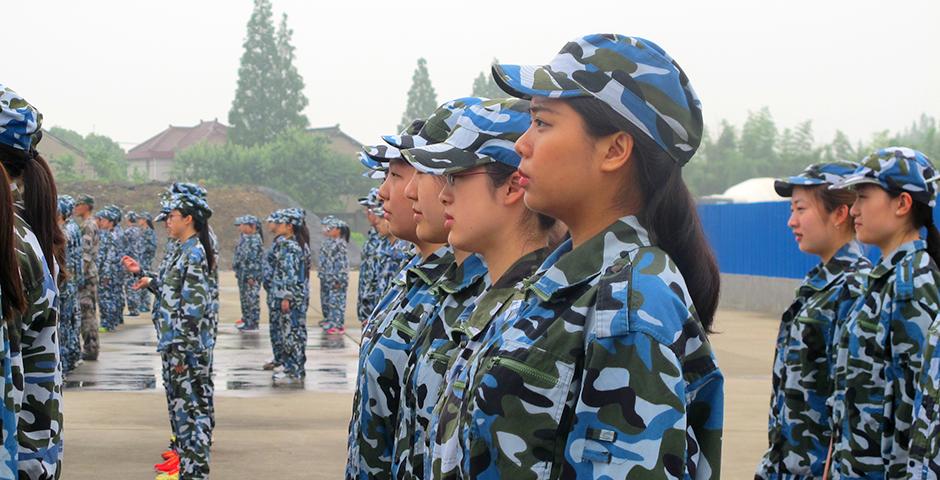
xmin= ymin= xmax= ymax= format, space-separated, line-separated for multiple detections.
xmin=778 ymin=120 xmax=818 ymax=174
xmin=274 ymin=13 xmax=309 ymax=132
xmin=397 ymin=58 xmax=438 ymax=132
xmin=739 ymin=107 xmax=778 ymax=178
xmin=228 ymin=0 xmax=282 ymax=146
xmin=83 ymin=133 xmax=128 ymax=181
xmin=471 ymin=58 xmax=504 ymax=99
xmin=48 ymin=153 xmax=81 ymax=182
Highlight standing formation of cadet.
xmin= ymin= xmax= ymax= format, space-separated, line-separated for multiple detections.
xmin=0 ymin=82 xmax=65 ymax=479
xmin=318 ymin=215 xmax=349 ymax=334
xmin=124 ymin=188 xmax=217 ymax=480
xmin=758 ymin=148 xmax=940 ymax=479
xmin=345 ymin=34 xmax=726 ymax=479
xmin=73 ymin=195 xmax=100 ymax=361
xmin=233 ymin=215 xmax=263 ymax=332
xmin=56 ymin=195 xmax=83 ymax=376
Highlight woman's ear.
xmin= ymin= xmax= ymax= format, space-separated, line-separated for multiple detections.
xmin=896 ymin=192 xmax=914 ymax=217
xmin=503 ymin=172 xmax=527 ymax=206
xmin=831 ymin=204 xmax=851 ymax=228
xmin=598 ymin=132 xmax=634 ymax=173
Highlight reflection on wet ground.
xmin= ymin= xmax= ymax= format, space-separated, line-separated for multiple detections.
xmin=65 ymin=321 xmax=360 ymax=396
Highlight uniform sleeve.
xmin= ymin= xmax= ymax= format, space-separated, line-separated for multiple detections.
xmin=911 ymin=326 xmax=940 ymax=479
xmin=246 ymin=236 xmax=264 ymax=280
xmin=172 ymin=249 xmax=211 ymax=351
xmin=563 ymin=263 xmax=723 ymax=479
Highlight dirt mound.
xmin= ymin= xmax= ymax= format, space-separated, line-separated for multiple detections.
xmin=57 ymin=181 xmax=361 ymax=270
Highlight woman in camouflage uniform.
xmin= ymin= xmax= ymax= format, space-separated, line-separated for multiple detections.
xmin=828 ymin=148 xmax=940 ymax=479
xmin=136 ymin=212 xmax=159 ymax=313
xmin=126 ymin=192 xmax=217 ymax=480
xmin=428 ymin=35 xmax=725 ymax=478
xmin=233 ymin=215 xmax=264 ymax=332
xmin=0 ymin=83 xmax=65 ymax=480
xmin=56 ymin=195 xmax=83 ymax=376
xmin=756 ymin=162 xmax=872 ymax=479
xmin=318 ymin=216 xmax=349 ymax=334
xmin=265 ymin=209 xmax=308 ymax=384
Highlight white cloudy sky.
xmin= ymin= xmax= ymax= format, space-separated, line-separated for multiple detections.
xmin=9 ymin=0 xmax=938 ymax=150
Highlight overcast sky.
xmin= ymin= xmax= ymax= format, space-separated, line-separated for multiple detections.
xmin=10 ymin=0 xmax=938 ymax=150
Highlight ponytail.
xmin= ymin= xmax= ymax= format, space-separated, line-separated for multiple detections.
xmin=0 ymin=163 xmax=26 ymax=319
xmin=339 ymin=225 xmax=350 ymax=243
xmin=567 ymin=97 xmax=721 ymax=333
xmin=913 ymin=201 xmax=940 ymax=266
xmin=0 ymin=146 xmax=64 ymax=278
xmin=193 ymin=218 xmax=216 ymax=273
xmin=293 ymin=223 xmax=311 ymax=278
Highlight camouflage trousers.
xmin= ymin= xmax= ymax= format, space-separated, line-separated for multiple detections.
xmin=237 ymin=278 xmax=260 ymax=330
xmin=98 ymin=278 xmax=123 ymax=330
xmin=164 ymin=349 xmax=213 ymax=480
xmin=123 ymin=274 xmax=143 ymax=315
xmin=281 ymin=309 xmax=307 ymax=378
xmin=78 ymin=282 xmax=99 ymax=360
xmin=319 ymin=274 xmax=348 ymax=329
xmin=268 ymin=305 xmax=288 ymax=366
xmin=56 ymin=292 xmax=80 ymax=375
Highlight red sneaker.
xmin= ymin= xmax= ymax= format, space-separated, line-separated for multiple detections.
xmin=155 ymin=455 xmax=179 ymax=472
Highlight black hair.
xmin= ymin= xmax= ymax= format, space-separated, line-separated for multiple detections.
xmin=194 ymin=218 xmax=216 ymax=273
xmin=292 ymin=222 xmax=311 ymax=279
xmin=256 ymin=223 xmax=265 ymax=243
xmin=566 ymin=97 xmax=721 ymax=333
xmin=482 ymin=162 xmax=557 ymax=231
xmin=0 ymin=145 xmax=65 ymax=280
xmin=145 ymin=218 xmax=155 ymax=230
xmin=0 ymin=163 xmax=26 ymax=319
xmin=888 ymin=190 xmax=940 ymax=266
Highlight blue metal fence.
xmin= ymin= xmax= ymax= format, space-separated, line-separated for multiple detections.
xmin=697 ymin=201 xmax=940 ymax=279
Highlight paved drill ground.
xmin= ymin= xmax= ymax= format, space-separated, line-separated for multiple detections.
xmin=62 ymin=271 xmax=778 ymax=479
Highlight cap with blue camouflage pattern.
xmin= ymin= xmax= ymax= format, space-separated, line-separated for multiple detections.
xmin=0 ymin=83 xmax=42 ymax=152
xmin=102 ymin=205 xmax=123 ymax=223
xmin=167 ymin=193 xmax=212 ymax=221
xmin=383 ymin=98 xmax=486 ymax=150
xmin=361 ymin=120 xmax=427 ymax=164
xmin=57 ymin=195 xmax=75 ymax=217
xmin=832 ymin=147 xmax=939 ymax=207
xmin=492 ymin=33 xmax=703 ymax=166
xmin=402 ymin=98 xmax=530 ymax=175
xmin=126 ymin=211 xmax=139 ymax=222
xmin=168 ymin=182 xmax=207 ymax=198
xmin=774 ymin=160 xmax=861 ymax=197
xmin=140 ymin=211 xmax=153 ymax=221
xmin=358 ymin=188 xmax=382 ymax=208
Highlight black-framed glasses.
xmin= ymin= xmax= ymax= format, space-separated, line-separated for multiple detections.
xmin=444 ymin=171 xmax=489 ymax=186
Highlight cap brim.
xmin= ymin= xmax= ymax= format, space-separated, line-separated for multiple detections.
xmin=154 ymin=212 xmax=167 ymax=222
xmin=402 ymin=143 xmax=491 ymax=176
xmin=492 ymin=64 xmax=589 ymax=101
xmin=773 ymin=177 xmax=827 ymax=197
xmin=773 ymin=180 xmax=794 ymax=198
xmin=363 ymin=144 xmax=402 ymax=163
xmin=383 ymin=133 xmax=429 ymax=150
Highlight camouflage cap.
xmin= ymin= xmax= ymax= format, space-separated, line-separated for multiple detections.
xmin=282 ymin=208 xmax=306 ymax=227
xmin=167 ymin=193 xmax=212 ymax=221
xmin=383 ymin=98 xmax=486 ymax=150
xmin=0 ymin=83 xmax=42 ymax=152
xmin=831 ymin=147 xmax=939 ymax=207
xmin=265 ymin=211 xmax=280 ymax=223
xmin=126 ymin=211 xmax=139 ymax=222
xmin=774 ymin=161 xmax=861 ymax=197
xmin=57 ymin=195 xmax=75 ymax=217
xmin=402 ymin=98 xmax=530 ymax=175
xmin=234 ymin=214 xmax=260 ymax=226
xmin=76 ymin=194 xmax=95 ymax=207
xmin=155 ymin=200 xmax=171 ymax=222
xmin=169 ymin=182 xmax=207 ymax=198
xmin=358 ymin=187 xmax=382 ymax=208
xmin=103 ymin=205 xmax=123 ymax=223
xmin=140 ymin=211 xmax=153 ymax=221
xmin=320 ymin=214 xmax=340 ymax=230
xmin=492 ymin=33 xmax=703 ymax=166
xmin=361 ymin=120 xmax=426 ymax=164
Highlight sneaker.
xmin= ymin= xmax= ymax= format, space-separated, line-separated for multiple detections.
xmin=326 ymin=326 xmax=346 ymax=335
xmin=155 ymin=471 xmax=179 ymax=480
xmin=272 ymin=372 xmax=300 ymax=385
xmin=235 ymin=319 xmax=245 ymax=327
xmin=262 ymin=361 xmax=279 ymax=371
xmin=127 ymin=311 xmax=140 ymax=317
xmin=161 ymin=449 xmax=176 ymax=460
xmin=98 ymin=327 xmax=109 ymax=333
xmin=81 ymin=353 xmax=99 ymax=361
xmin=318 ymin=320 xmax=328 ymax=328
xmin=154 ymin=455 xmax=179 ymax=472
xmin=273 ymin=365 xmax=286 ymax=373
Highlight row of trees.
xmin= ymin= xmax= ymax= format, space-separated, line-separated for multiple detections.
xmin=45 ymin=127 xmax=131 ymax=182
xmin=685 ymin=110 xmax=940 ymax=195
